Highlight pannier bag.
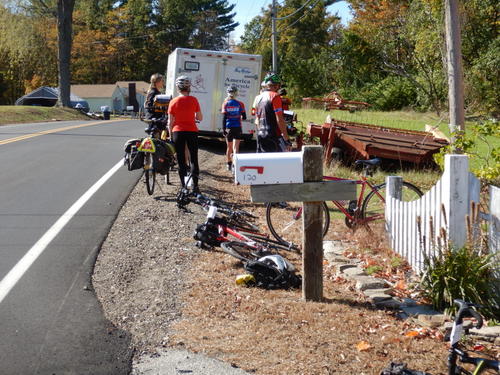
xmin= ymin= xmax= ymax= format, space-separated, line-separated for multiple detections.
xmin=152 ymin=139 xmax=175 ymax=175
xmin=193 ymin=221 xmax=221 ymax=247
xmin=123 ymin=138 xmax=144 ymax=171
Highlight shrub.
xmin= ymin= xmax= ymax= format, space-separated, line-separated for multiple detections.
xmin=420 ymin=245 xmax=500 ymax=319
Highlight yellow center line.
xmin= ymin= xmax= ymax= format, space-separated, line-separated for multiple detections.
xmin=0 ymin=119 xmax=126 ymax=146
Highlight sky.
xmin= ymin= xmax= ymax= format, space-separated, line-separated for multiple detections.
xmin=229 ymin=0 xmax=352 ymax=41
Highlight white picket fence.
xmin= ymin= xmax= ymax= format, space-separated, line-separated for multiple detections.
xmin=385 ymin=154 xmax=499 ymax=273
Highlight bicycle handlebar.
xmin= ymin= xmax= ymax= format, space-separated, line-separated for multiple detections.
xmin=453 ymin=299 xmax=483 ymax=329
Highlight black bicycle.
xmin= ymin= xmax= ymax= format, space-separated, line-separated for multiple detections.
xmin=446 ymin=300 xmax=499 ymax=375
xmin=140 ymin=123 xmax=176 ymax=195
xmin=176 ymin=184 xmax=261 ymax=233
xmin=381 ymin=300 xmax=499 ymax=375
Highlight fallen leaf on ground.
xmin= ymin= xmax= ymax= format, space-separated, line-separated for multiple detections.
xmin=405 ymin=330 xmax=419 ymax=337
xmin=356 ymin=341 xmax=372 ymax=351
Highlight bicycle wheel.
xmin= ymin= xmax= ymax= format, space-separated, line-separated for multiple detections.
xmin=144 ymin=154 xmax=156 ymax=195
xmin=266 ymin=201 xmax=330 ymax=245
xmin=221 ymin=241 xmax=268 ymax=262
xmin=361 ymin=182 xmax=423 ymax=223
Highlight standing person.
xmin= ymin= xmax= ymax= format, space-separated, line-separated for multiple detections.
xmin=144 ymin=73 xmax=165 ymax=126
xmin=221 ymin=84 xmax=246 ymax=171
xmin=252 ymin=81 xmax=266 ymax=126
xmin=255 ymin=72 xmax=291 ymax=152
xmin=278 ymin=88 xmax=291 ymax=111
xmin=167 ymin=76 xmax=203 ymax=192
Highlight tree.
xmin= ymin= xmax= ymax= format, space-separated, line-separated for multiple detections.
xmin=57 ymin=0 xmax=76 ymax=106
xmin=190 ymin=0 xmax=238 ymax=50
xmin=239 ymin=0 xmax=342 ymax=100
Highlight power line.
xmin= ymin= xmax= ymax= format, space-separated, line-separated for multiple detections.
xmin=278 ymin=0 xmax=322 ymax=32
xmin=275 ymin=0 xmax=314 ymax=20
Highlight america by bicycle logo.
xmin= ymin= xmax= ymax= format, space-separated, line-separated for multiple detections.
xmin=235 ymin=66 xmax=252 ymax=74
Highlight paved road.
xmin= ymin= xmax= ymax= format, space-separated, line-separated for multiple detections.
xmin=0 ymin=119 xmax=145 ymax=374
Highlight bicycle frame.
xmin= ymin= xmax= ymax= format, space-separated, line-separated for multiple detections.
xmin=447 ymin=300 xmax=499 ymax=375
xmin=289 ymin=175 xmax=385 ymax=226
xmin=207 ymin=207 xmax=266 ymax=245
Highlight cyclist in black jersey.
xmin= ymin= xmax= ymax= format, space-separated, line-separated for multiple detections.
xmin=255 ymin=73 xmax=290 ymax=152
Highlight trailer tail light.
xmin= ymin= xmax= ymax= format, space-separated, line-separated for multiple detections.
xmin=249 ymin=58 xmax=256 ymax=61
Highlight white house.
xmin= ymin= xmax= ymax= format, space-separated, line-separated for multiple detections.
xmin=116 ymin=81 xmax=150 ymax=110
xmin=71 ymin=81 xmax=150 ymax=113
xmin=71 ymin=84 xmax=125 ymax=113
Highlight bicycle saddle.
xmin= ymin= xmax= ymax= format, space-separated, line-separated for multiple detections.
xmin=355 ymin=158 xmax=381 ymax=167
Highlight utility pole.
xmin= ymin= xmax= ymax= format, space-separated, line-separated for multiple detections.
xmin=444 ymin=0 xmax=465 ymax=153
xmin=271 ymin=0 xmax=278 ymax=73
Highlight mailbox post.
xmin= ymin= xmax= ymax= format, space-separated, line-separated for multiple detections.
xmin=302 ymin=146 xmax=324 ymax=301
xmin=234 ymin=146 xmax=356 ymax=302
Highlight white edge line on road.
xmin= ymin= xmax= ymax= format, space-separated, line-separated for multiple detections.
xmin=0 ymin=159 xmax=124 ymax=304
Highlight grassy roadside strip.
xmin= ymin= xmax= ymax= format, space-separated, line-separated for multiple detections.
xmin=0 ymin=105 xmax=90 ymax=125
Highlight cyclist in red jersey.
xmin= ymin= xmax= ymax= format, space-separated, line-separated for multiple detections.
xmin=255 ymin=72 xmax=290 ymax=152
xmin=168 ymin=76 xmax=203 ymax=192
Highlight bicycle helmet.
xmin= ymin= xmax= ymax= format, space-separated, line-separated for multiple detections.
xmin=226 ymin=84 xmax=238 ymax=96
xmin=264 ymin=72 xmax=281 ymax=85
xmin=258 ymin=254 xmax=295 ymax=272
xmin=175 ymin=75 xmax=191 ymax=91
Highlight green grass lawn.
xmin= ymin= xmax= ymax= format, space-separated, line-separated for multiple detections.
xmin=294 ymin=108 xmax=446 ymax=133
xmin=292 ymin=107 xmax=499 ymax=177
xmin=0 ymin=105 xmax=89 ymax=125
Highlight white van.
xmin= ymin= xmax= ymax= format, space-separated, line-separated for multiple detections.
xmin=165 ymin=48 xmax=262 ymax=140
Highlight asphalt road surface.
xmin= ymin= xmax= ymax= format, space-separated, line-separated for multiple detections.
xmin=0 ymin=118 xmax=146 ymax=374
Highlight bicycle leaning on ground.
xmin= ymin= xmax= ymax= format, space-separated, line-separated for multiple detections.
xmin=381 ymin=300 xmax=499 ymax=375
xmin=192 ymin=203 xmax=298 ymax=259
xmin=265 ymin=158 xmax=424 ymax=245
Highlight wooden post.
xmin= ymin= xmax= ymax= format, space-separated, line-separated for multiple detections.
xmin=302 ymin=146 xmax=324 ymax=301
xmin=442 ymin=154 xmax=469 ymax=249
xmin=490 ymin=186 xmax=500 ymax=286
xmin=444 ymin=0 xmax=465 ymax=153
xmin=386 ymin=176 xmax=403 ymax=200
xmin=385 ymin=176 xmax=403 ymax=252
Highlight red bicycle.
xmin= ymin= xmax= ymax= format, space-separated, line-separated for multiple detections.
xmin=193 ymin=204 xmax=299 ymax=260
xmin=265 ymin=158 xmax=423 ymax=245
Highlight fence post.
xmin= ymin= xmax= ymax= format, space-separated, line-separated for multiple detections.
xmin=442 ymin=154 xmax=469 ymax=249
xmin=385 ymin=176 xmax=403 ymax=250
xmin=490 ymin=186 xmax=500 ymax=285
xmin=302 ymin=146 xmax=324 ymax=301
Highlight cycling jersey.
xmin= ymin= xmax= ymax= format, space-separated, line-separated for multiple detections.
xmin=255 ymin=90 xmax=283 ymax=138
xmin=168 ymin=95 xmax=201 ymax=132
xmin=145 ymin=87 xmax=163 ymax=120
xmin=221 ymin=99 xmax=246 ymax=128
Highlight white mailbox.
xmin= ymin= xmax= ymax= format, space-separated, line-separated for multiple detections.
xmin=234 ymin=152 xmax=303 ymax=185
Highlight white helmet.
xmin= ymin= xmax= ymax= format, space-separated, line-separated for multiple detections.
xmin=258 ymin=254 xmax=295 ymax=272
xmin=227 ymin=84 xmax=238 ymax=96
xmin=175 ymin=75 xmax=191 ymax=90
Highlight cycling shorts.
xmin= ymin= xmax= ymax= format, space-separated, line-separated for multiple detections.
xmin=226 ymin=127 xmax=242 ymax=142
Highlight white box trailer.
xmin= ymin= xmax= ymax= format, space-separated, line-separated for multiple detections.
xmin=165 ymin=48 xmax=262 ymax=139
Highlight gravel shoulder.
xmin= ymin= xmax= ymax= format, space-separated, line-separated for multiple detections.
xmin=93 ymin=141 xmax=450 ymax=375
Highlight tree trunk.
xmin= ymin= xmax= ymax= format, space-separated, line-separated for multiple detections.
xmin=57 ymin=0 xmax=75 ymax=107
